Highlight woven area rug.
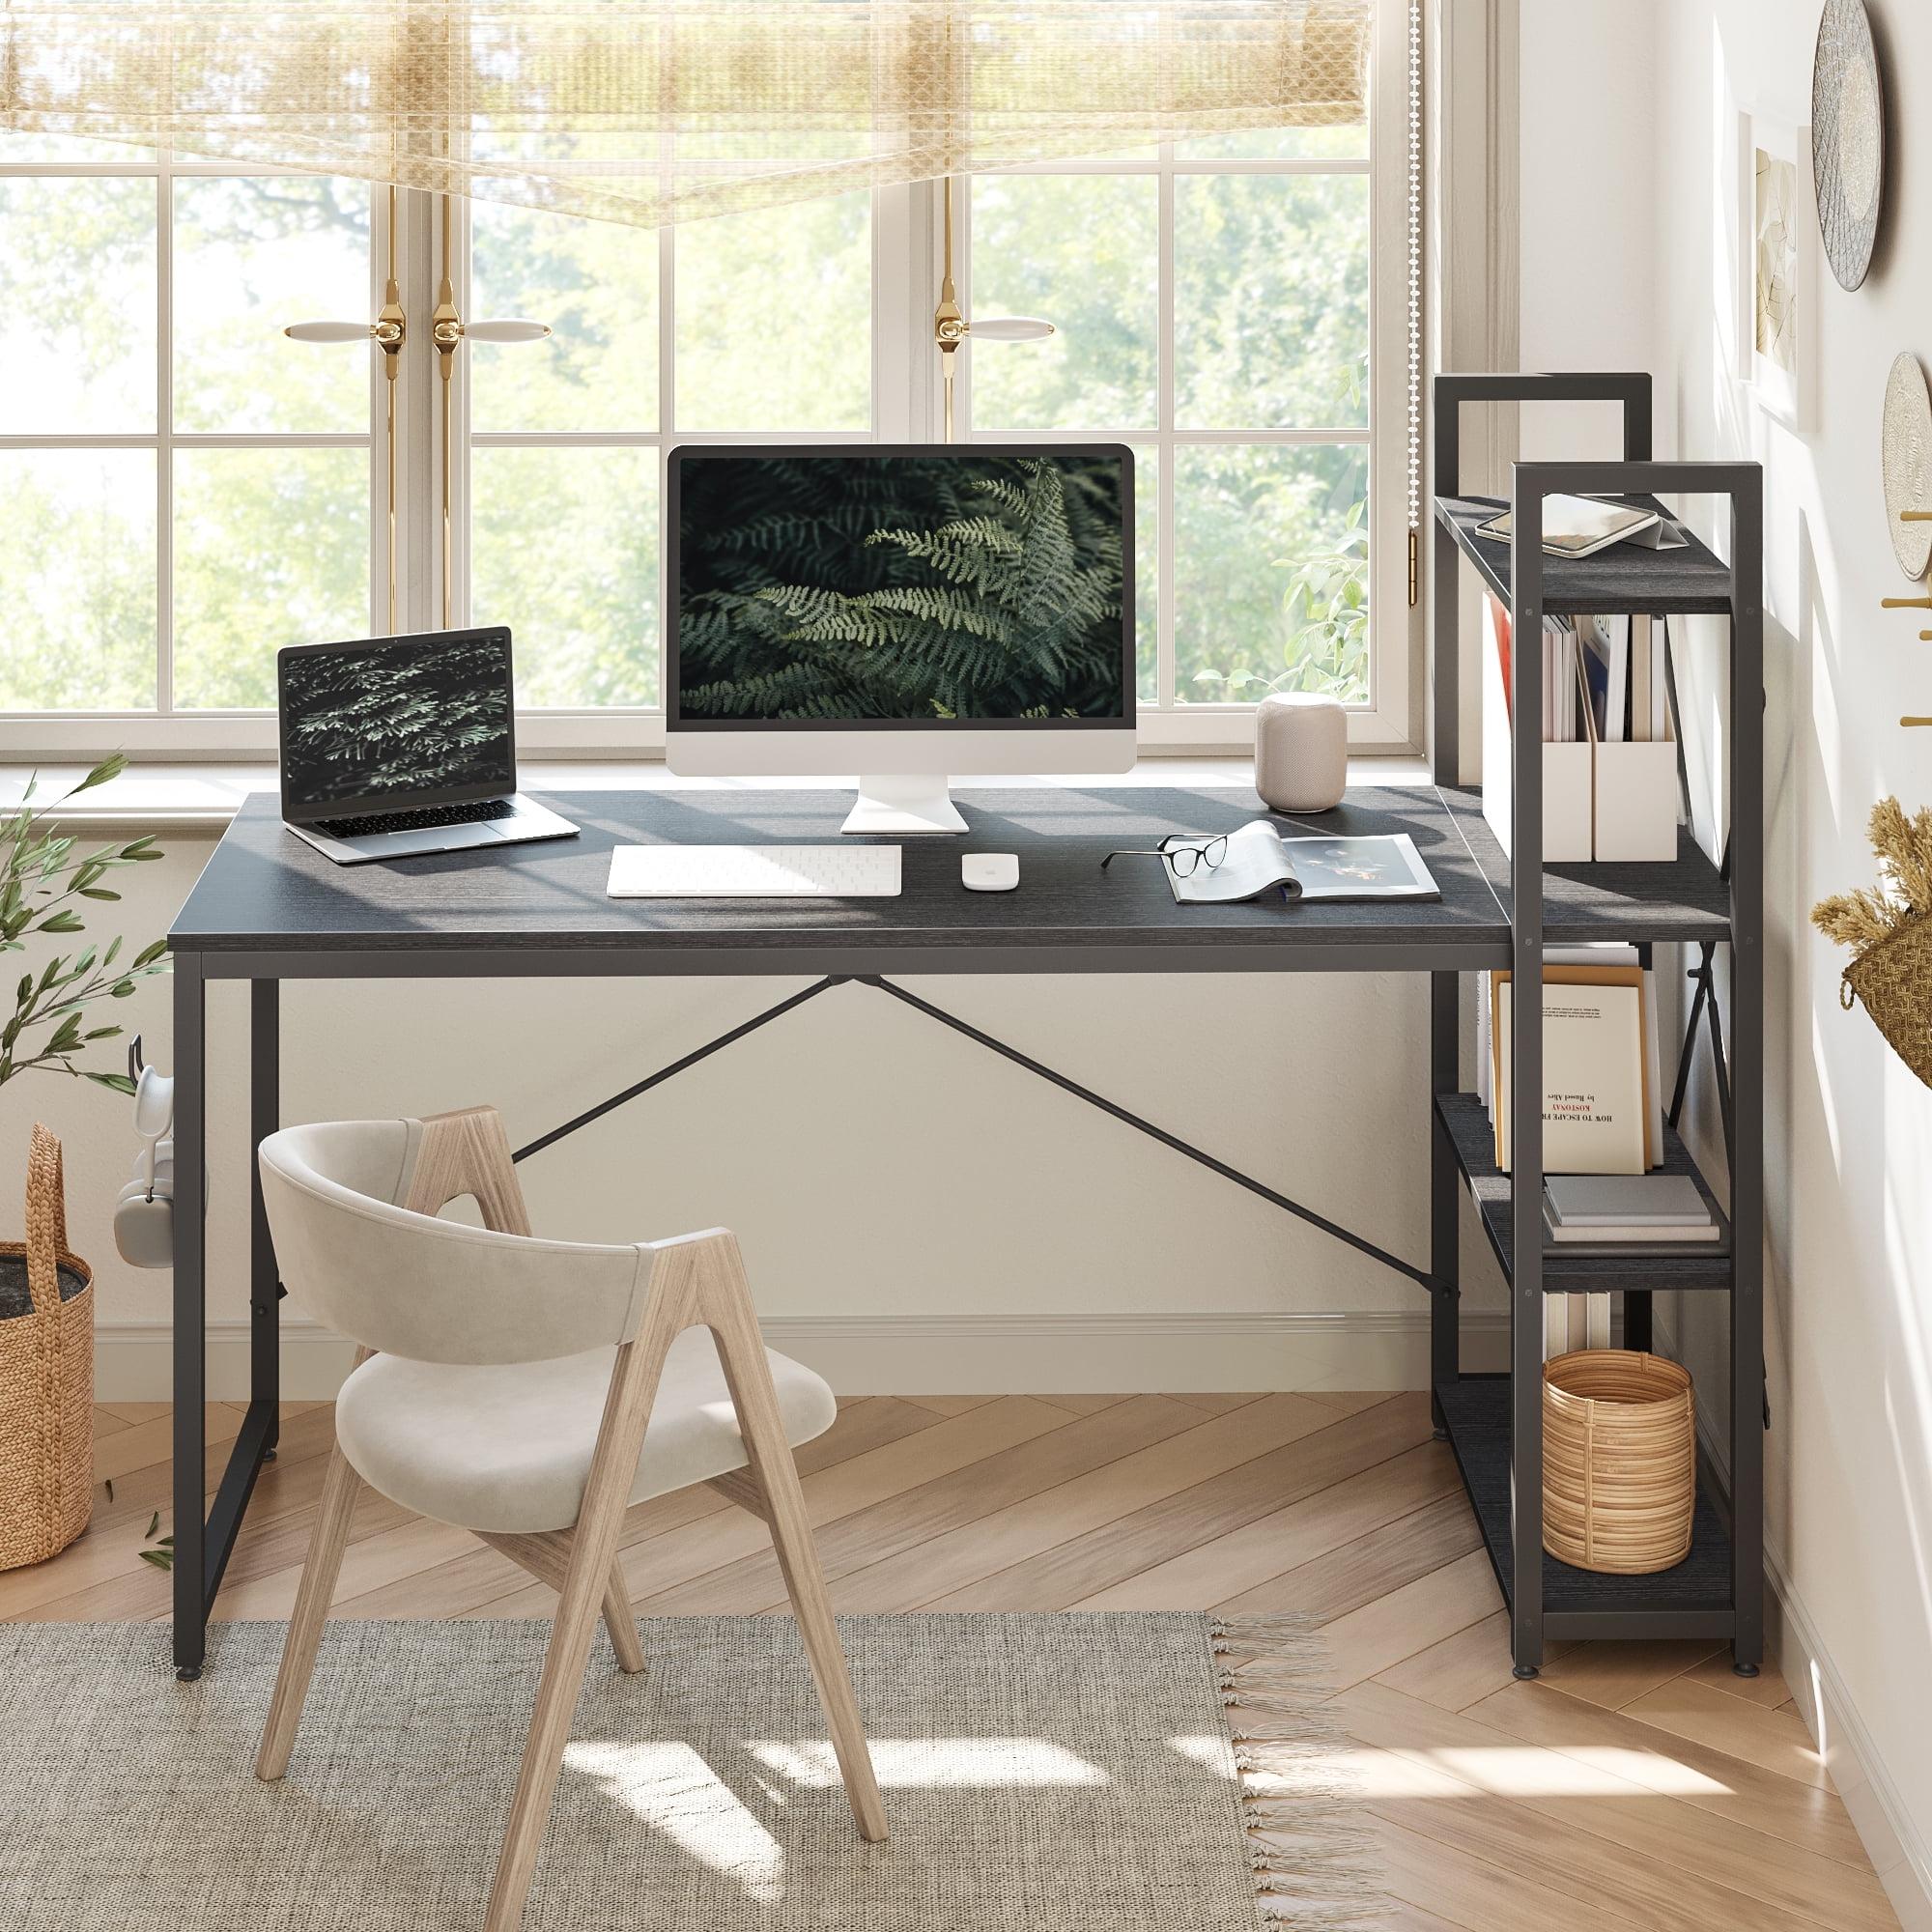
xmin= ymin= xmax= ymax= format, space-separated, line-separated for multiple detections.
xmin=0 ymin=1612 xmax=1378 ymax=1931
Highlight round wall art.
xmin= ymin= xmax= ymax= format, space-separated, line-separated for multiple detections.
xmin=1882 ymin=353 xmax=1932 ymax=581
xmin=1811 ymin=0 xmax=1885 ymax=291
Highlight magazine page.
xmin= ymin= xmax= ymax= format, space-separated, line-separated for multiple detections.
xmin=1280 ymin=834 xmax=1438 ymax=901
xmin=1165 ymin=821 xmax=1297 ymax=903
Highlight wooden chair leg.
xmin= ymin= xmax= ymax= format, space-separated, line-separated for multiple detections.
xmin=475 ymin=1529 xmax=647 ymax=1678
xmin=483 ymin=1275 xmax=692 ymax=1932
xmin=255 ymin=1442 xmax=361 ymax=1780
xmin=692 ymin=1236 xmax=888 ymax=1844
xmin=604 ymin=1562 xmax=645 ymax=1675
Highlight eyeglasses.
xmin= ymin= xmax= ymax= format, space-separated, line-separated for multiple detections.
xmin=1100 ymin=833 xmax=1230 ymax=878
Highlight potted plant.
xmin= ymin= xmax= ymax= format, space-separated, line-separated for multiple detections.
xmin=0 ymin=755 xmax=168 ymax=1570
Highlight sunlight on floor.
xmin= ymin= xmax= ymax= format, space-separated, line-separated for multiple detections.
xmin=750 ymin=1738 xmax=1111 ymax=1788
xmin=1167 ymin=1735 xmax=1237 ymax=1776
xmin=564 ymin=1740 xmax=785 ymax=1901
xmin=1346 ymin=1744 xmax=1734 ymax=1801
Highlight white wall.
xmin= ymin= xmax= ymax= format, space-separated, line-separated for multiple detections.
xmin=1646 ymin=0 xmax=1932 ymax=1912
xmin=0 ymin=790 xmax=1510 ymax=1401
xmin=1519 ymin=0 xmax=1662 ymax=457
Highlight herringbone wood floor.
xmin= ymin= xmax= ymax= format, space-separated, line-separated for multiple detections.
xmin=4 ymin=1392 xmax=1896 ymax=1931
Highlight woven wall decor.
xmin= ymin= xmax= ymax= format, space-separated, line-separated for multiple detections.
xmin=1812 ymin=796 xmax=1932 ymax=1087
xmin=1882 ymin=352 xmax=1932 ymax=581
xmin=1811 ymin=0 xmax=1885 ymax=292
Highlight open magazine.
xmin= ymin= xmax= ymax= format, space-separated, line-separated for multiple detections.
xmin=1164 ymin=821 xmax=1440 ymax=905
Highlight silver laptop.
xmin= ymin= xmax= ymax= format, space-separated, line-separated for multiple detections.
xmin=277 ymin=627 xmax=578 ymax=865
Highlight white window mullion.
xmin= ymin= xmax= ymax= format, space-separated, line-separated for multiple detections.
xmin=1156 ymin=146 xmax=1177 ymax=713
xmin=156 ymin=149 xmax=175 ymax=717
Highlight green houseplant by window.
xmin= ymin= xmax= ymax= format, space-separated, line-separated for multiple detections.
xmin=0 ymin=755 xmax=167 ymax=1571
xmin=2 ymin=757 xmax=169 ymax=1094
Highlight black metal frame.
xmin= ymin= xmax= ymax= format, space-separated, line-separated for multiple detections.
xmin=1430 ymin=371 xmax=1763 ymax=1681
xmin=171 ymin=963 xmax=1446 ymax=1678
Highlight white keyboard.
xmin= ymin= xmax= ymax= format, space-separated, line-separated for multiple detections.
xmin=608 ymin=843 xmax=902 ymax=898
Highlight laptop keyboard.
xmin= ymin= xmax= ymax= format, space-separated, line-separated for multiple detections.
xmin=314 ymin=797 xmax=517 ymax=839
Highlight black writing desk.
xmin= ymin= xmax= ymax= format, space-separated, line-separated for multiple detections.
xmin=164 ymin=781 xmax=1729 ymax=1677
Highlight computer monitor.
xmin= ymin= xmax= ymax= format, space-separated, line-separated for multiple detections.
xmin=667 ymin=443 xmax=1135 ymax=833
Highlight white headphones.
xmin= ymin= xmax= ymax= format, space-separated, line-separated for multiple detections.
xmin=113 ymin=1037 xmax=177 ymax=1270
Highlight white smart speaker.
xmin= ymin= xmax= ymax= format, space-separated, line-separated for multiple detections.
xmin=1254 ymin=692 xmax=1348 ymax=813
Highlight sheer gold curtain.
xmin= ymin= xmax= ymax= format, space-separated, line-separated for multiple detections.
xmin=2 ymin=1 xmax=1370 ymax=225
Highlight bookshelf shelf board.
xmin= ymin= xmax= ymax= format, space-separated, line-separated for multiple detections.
xmin=1435 ymin=1093 xmax=1735 ymax=1293
xmin=1435 ymin=495 xmax=1738 ymax=615
xmin=1436 ymin=1376 xmax=1737 ymax=1630
xmin=1437 ymin=785 xmax=1732 ymax=945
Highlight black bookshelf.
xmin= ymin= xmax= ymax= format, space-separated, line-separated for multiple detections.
xmin=1429 ymin=371 xmax=1764 ymax=1680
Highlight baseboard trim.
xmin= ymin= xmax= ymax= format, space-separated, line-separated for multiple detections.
xmin=1661 ymin=1321 xmax=1932 ymax=1931
xmin=94 ymin=1306 xmax=1509 ymax=1404
xmin=1766 ymin=1544 xmax=1932 ymax=1930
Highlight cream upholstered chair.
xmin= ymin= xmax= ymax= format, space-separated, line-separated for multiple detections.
xmin=253 ymin=1105 xmax=887 ymax=1932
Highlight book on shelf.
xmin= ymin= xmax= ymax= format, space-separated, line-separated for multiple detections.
xmin=1488 ymin=599 xmax=1669 ymax=748
xmin=1162 ymin=820 xmax=1440 ymax=905
xmin=1477 ymin=945 xmax=1663 ymax=1170
xmin=1545 ymin=1293 xmax=1612 ymax=1359
xmin=1475 ymin=493 xmax=1690 ymax=558
xmin=1545 ymin=1173 xmax=1721 ymax=1246
xmin=1480 ymin=597 xmax=1681 ymax=863
xmin=1491 ymin=963 xmax=1651 ymax=1176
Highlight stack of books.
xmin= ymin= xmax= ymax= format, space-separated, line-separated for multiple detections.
xmin=1544 ymin=1174 xmax=1723 ymax=1253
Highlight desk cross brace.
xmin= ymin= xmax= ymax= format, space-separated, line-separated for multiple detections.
xmin=510 ymin=973 xmax=1442 ymax=1299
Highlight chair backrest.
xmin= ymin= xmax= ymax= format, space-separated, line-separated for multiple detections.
xmin=258 ymin=1116 xmax=654 ymax=1365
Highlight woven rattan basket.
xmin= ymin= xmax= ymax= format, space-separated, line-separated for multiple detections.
xmin=0 ymin=1125 xmax=94 ymax=1571
xmin=1841 ymin=913 xmax=1932 ymax=1089
xmin=1543 ymin=1349 xmax=1694 ymax=1575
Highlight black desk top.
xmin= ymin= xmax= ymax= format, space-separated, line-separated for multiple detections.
xmin=168 ymin=785 xmax=1729 ymax=978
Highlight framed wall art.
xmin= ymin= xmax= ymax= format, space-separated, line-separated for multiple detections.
xmin=1735 ymin=109 xmax=1816 ymax=428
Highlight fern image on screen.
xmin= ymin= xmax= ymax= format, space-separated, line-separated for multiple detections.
xmin=674 ymin=452 xmax=1126 ymax=723
xmin=279 ymin=633 xmax=513 ymax=809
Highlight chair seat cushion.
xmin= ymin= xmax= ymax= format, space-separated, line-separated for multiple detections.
xmin=333 ymin=1329 xmax=837 ymax=1534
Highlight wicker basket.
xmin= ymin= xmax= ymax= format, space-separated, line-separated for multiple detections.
xmin=1543 ymin=1349 xmax=1694 ymax=1575
xmin=0 ymin=1126 xmax=94 ymax=1572
xmin=1841 ymin=913 xmax=1932 ymax=1089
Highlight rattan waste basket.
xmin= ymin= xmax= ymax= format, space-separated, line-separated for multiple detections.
xmin=1543 ymin=1349 xmax=1694 ymax=1575
xmin=0 ymin=1125 xmax=94 ymax=1571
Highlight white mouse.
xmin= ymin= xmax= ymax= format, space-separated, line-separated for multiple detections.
xmin=962 ymin=852 xmax=1020 ymax=893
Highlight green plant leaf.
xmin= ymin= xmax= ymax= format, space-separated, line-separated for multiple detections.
xmin=137 ymin=1548 xmax=173 ymax=1571
xmin=70 ymin=755 xmax=128 ymax=797
xmin=146 ymin=1512 xmax=159 ymax=1538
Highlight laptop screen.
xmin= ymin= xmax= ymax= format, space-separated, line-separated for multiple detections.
xmin=277 ymin=628 xmax=518 ymax=822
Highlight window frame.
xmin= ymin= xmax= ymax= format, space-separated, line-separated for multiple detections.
xmin=0 ymin=0 xmax=1415 ymax=761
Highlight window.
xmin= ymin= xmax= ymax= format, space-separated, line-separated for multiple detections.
xmin=955 ymin=0 xmax=1411 ymax=749
xmin=0 ymin=0 xmax=1412 ymax=758
xmin=0 ymin=142 xmax=376 ymax=751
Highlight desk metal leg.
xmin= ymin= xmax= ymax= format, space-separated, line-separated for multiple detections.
xmin=171 ymin=958 xmax=207 ymax=1680
xmin=1429 ymin=972 xmax=1460 ymax=1433
xmin=173 ymin=972 xmax=284 ymax=1680
xmin=249 ymin=980 xmax=281 ymax=1452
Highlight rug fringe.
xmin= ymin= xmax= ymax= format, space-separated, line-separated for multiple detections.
xmin=1209 ymin=1614 xmax=1385 ymax=1930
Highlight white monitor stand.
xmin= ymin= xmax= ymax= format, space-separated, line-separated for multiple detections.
xmin=842 ymin=775 xmax=968 ymax=836
xmin=666 ymin=725 xmax=1136 ymax=833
